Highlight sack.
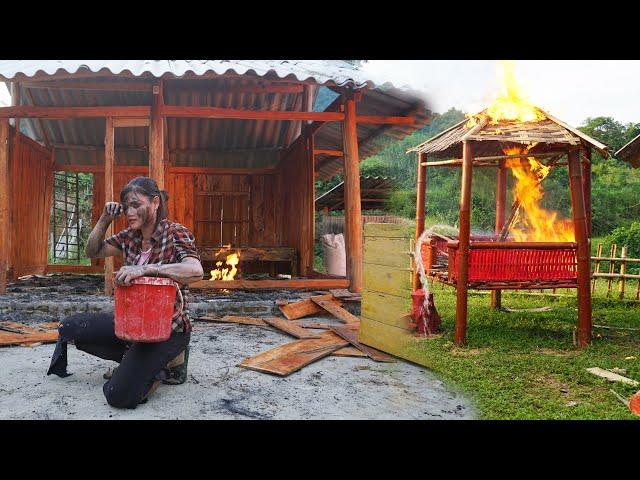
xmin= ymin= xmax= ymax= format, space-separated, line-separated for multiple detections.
xmin=321 ymin=233 xmax=346 ymax=276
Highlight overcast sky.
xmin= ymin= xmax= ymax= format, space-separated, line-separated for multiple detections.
xmin=361 ymin=60 xmax=640 ymax=127
xmin=2 ymin=60 xmax=638 ymax=127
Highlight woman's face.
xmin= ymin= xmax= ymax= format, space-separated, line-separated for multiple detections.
xmin=123 ymin=191 xmax=158 ymax=230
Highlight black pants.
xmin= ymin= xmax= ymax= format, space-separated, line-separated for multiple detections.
xmin=47 ymin=313 xmax=190 ymax=409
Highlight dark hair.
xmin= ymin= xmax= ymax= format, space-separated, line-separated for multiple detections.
xmin=119 ymin=177 xmax=169 ymax=228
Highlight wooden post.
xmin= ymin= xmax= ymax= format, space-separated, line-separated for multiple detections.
xmin=104 ymin=117 xmax=115 ymax=296
xmin=592 ymin=243 xmax=602 ymax=294
xmin=491 ymin=161 xmax=507 ymax=309
xmin=342 ymin=91 xmax=363 ymax=293
xmin=413 ymin=152 xmax=427 ymax=290
xmin=619 ymin=246 xmax=627 ymax=299
xmin=0 ymin=120 xmax=10 ymax=294
xmin=582 ymin=148 xmax=592 ymax=239
xmin=607 ymin=244 xmax=617 ymax=298
xmin=149 ymin=80 xmax=165 ymax=189
xmin=455 ymin=141 xmax=473 ymax=346
xmin=568 ymin=147 xmax=592 ymax=347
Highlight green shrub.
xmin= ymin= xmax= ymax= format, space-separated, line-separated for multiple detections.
xmin=606 ymin=222 xmax=640 ymax=258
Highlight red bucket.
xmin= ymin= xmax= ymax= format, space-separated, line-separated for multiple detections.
xmin=114 ymin=276 xmax=180 ymax=343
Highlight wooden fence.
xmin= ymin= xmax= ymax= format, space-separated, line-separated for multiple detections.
xmin=591 ymin=243 xmax=640 ymax=300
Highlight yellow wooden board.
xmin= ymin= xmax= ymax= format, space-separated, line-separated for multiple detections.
xmin=361 ymin=289 xmax=412 ymax=329
xmin=363 ymin=262 xmax=412 ymax=298
xmin=359 ymin=317 xmax=425 ymax=365
xmin=363 ymin=236 xmax=413 ymax=270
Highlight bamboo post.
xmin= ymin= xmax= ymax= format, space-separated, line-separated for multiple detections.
xmin=582 ymin=148 xmax=592 ymax=239
xmin=413 ymin=152 xmax=427 ymax=290
xmin=491 ymin=160 xmax=507 ymax=309
xmin=619 ymin=246 xmax=627 ymax=299
xmin=607 ymin=244 xmax=617 ymax=298
xmin=104 ymin=117 xmax=114 ymax=296
xmin=592 ymin=243 xmax=603 ymax=294
xmin=455 ymin=141 xmax=473 ymax=346
xmin=149 ymin=80 xmax=165 ymax=189
xmin=568 ymin=147 xmax=592 ymax=347
xmin=342 ymin=91 xmax=363 ymax=293
xmin=0 ymin=119 xmax=9 ymax=294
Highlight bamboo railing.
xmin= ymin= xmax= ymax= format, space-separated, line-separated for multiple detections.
xmin=591 ymin=243 xmax=640 ymax=300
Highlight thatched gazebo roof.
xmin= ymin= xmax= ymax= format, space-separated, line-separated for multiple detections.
xmin=616 ymin=132 xmax=640 ymax=168
xmin=407 ymin=107 xmax=609 ymax=160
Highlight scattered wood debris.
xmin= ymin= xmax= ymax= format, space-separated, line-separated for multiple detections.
xmin=331 ymin=346 xmax=368 ymax=358
xmin=278 ymin=294 xmax=341 ymax=320
xmin=311 ymin=297 xmax=360 ymax=324
xmin=330 ymin=289 xmax=361 ymax=302
xmin=503 ymin=306 xmax=553 ymax=313
xmin=329 ymin=324 xmax=396 ymax=363
xmin=586 ymin=367 xmax=639 ymax=386
xmin=239 ymin=331 xmax=349 ymax=376
xmin=0 ymin=321 xmax=59 ymax=346
xmin=292 ymin=320 xmax=340 ymax=330
xmin=262 ymin=317 xmax=322 ymax=339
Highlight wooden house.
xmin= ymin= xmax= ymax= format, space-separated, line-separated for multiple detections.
xmin=0 ymin=60 xmax=430 ymax=295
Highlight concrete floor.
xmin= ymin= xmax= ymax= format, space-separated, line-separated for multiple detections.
xmin=0 ymin=318 xmax=475 ymax=420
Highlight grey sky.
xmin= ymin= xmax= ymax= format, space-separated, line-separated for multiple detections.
xmin=361 ymin=60 xmax=640 ymax=127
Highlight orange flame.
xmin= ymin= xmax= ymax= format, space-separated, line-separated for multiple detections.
xmin=210 ymin=251 xmax=240 ymax=281
xmin=466 ymin=61 xmax=545 ymax=127
xmin=504 ymin=146 xmax=574 ymax=242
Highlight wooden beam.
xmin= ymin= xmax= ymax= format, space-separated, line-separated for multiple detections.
xmin=52 ymin=144 xmax=147 ymax=153
xmin=0 ymin=106 xmax=151 ymax=119
xmin=112 ymin=118 xmax=150 ymax=128
xmin=455 ymin=141 xmax=473 ymax=346
xmin=149 ymin=80 xmax=165 ymax=189
xmin=46 ymin=264 xmax=104 ymax=274
xmin=21 ymin=80 xmax=154 ymax=92
xmin=568 ymin=147 xmax=592 ymax=347
xmin=189 ymin=278 xmax=350 ymax=290
xmin=0 ymin=120 xmax=9 ymax=293
xmin=104 ymin=117 xmax=114 ymax=296
xmin=342 ymin=93 xmax=363 ymax=293
xmin=168 ymin=166 xmax=276 ymax=175
xmin=161 ymin=105 xmax=344 ymax=122
xmin=583 ymin=148 xmax=592 ymax=238
xmin=53 ymin=164 xmax=149 ymax=174
xmin=356 ymin=115 xmax=415 ymax=125
xmin=314 ymin=149 xmax=343 ymax=157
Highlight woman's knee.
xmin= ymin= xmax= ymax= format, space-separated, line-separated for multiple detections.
xmin=103 ymin=380 xmax=140 ymax=409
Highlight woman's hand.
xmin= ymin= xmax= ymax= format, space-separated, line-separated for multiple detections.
xmin=102 ymin=202 xmax=123 ymax=222
xmin=115 ymin=265 xmax=146 ymax=286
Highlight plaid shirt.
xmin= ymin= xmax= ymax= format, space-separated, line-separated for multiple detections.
xmin=105 ymin=219 xmax=200 ymax=334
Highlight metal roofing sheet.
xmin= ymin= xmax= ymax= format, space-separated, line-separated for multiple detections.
xmin=0 ymin=60 xmax=387 ymax=88
xmin=315 ymin=176 xmax=393 ymax=211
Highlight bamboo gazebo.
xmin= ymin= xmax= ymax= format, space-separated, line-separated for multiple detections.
xmin=408 ymin=108 xmax=610 ymax=347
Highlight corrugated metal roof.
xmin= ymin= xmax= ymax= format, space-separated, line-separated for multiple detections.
xmin=315 ymin=176 xmax=393 ymax=211
xmin=0 ymin=60 xmax=385 ymax=88
xmin=0 ymin=61 xmax=432 ymax=176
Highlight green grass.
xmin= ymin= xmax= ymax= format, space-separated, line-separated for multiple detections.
xmin=405 ymin=281 xmax=640 ymax=419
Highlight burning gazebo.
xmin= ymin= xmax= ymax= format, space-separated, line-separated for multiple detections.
xmin=408 ymin=99 xmax=609 ymax=347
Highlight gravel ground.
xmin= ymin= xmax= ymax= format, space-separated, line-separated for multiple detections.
xmin=0 ymin=318 xmax=475 ymax=420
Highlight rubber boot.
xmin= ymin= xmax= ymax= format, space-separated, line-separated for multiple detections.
xmin=163 ymin=346 xmax=190 ymax=385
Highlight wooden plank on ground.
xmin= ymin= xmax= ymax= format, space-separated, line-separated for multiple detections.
xmin=331 ymin=346 xmax=368 ymax=358
xmin=0 ymin=321 xmax=59 ymax=346
xmin=329 ymin=289 xmax=361 ymax=301
xmin=329 ymin=324 xmax=396 ymax=363
xmin=190 ymin=278 xmax=350 ymax=290
xmin=586 ymin=367 xmax=640 ymax=386
xmin=291 ymin=320 xmax=338 ymax=330
xmin=262 ymin=317 xmax=321 ymax=339
xmin=279 ymin=294 xmax=341 ymax=320
xmin=311 ymin=297 xmax=360 ymax=324
xmin=238 ymin=331 xmax=349 ymax=376
xmin=195 ymin=315 xmax=268 ymax=326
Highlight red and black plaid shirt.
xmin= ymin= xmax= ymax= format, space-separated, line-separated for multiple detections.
xmin=105 ymin=219 xmax=200 ymax=333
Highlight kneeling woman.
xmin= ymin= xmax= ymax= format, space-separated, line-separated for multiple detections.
xmin=47 ymin=177 xmax=204 ymax=409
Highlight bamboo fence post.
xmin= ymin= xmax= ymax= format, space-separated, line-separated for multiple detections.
xmin=619 ymin=246 xmax=627 ymax=299
xmin=592 ymin=243 xmax=603 ymax=294
xmin=607 ymin=244 xmax=617 ymax=298
xmin=636 ymin=270 xmax=640 ymax=301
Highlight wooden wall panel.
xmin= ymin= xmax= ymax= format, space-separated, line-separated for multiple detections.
xmin=9 ymin=130 xmax=54 ymax=279
xmin=279 ymin=136 xmax=313 ymax=275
